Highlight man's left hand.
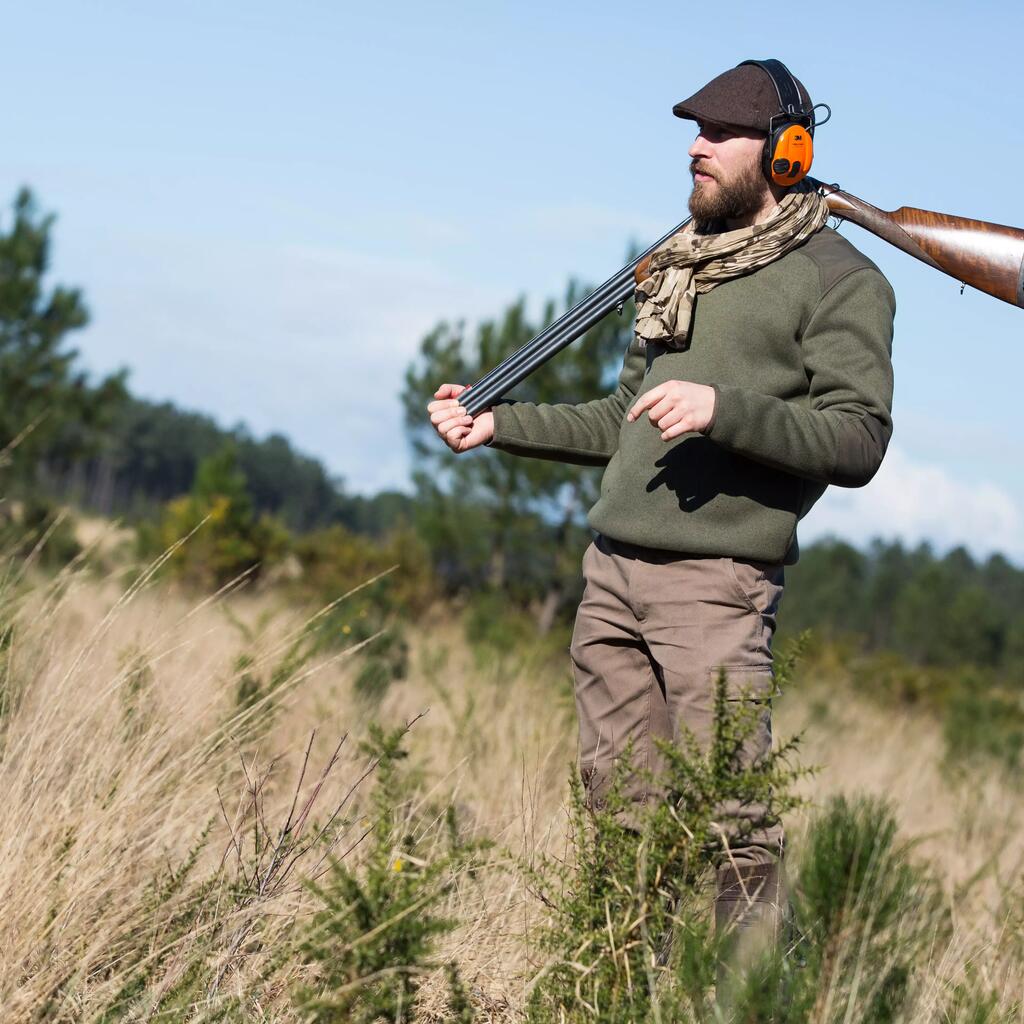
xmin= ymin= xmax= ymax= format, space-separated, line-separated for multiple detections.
xmin=626 ymin=381 xmax=717 ymax=440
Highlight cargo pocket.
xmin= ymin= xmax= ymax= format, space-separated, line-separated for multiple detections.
xmin=707 ymin=664 xmax=774 ymax=766
xmin=709 ymin=663 xmax=775 ymax=703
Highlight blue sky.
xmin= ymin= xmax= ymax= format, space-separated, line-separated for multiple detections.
xmin=2 ymin=1 xmax=1022 ymax=562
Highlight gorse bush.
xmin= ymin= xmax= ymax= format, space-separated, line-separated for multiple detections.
xmin=731 ymin=794 xmax=950 ymax=1024
xmin=40 ymin=713 xmax=489 ymax=1023
xmin=294 ymin=722 xmax=490 ymax=1023
xmin=519 ymin=630 xmax=989 ymax=1024
xmin=524 ymin=665 xmax=805 ymax=1024
xmin=526 ymin=780 xmax=962 ymax=1023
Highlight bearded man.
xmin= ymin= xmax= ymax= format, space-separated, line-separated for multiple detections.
xmin=427 ymin=61 xmax=895 ymax=943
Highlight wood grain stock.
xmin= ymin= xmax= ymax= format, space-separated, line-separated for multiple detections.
xmin=818 ymin=183 xmax=1024 ymax=308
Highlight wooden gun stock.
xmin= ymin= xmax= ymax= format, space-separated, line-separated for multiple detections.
xmin=635 ymin=180 xmax=1024 ymax=309
xmin=813 ymin=179 xmax=1024 ymax=308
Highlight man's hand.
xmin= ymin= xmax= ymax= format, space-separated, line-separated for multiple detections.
xmin=626 ymin=380 xmax=716 ymax=440
xmin=427 ymin=384 xmax=495 ymax=453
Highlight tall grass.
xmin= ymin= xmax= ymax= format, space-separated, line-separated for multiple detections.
xmin=1 ymin=545 xmax=1022 ymax=1021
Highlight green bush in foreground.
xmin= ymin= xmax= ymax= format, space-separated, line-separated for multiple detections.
xmin=294 ymin=722 xmax=490 ymax=1023
xmin=524 ymin=666 xmax=805 ymax=1024
xmin=520 ymin=630 xmax=1004 ymax=1024
xmin=729 ymin=795 xmax=949 ymax=1024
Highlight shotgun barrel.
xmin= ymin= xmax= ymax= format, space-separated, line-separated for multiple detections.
xmin=460 ymin=217 xmax=690 ymax=416
xmin=460 ymin=183 xmax=1023 ymax=418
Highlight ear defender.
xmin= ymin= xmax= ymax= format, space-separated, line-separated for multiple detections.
xmin=738 ymin=58 xmax=817 ymax=187
xmin=768 ymin=119 xmax=813 ymax=185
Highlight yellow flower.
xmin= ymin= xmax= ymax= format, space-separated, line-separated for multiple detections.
xmin=342 ymin=624 xmax=352 ymax=635
xmin=392 ymin=858 xmax=403 ymax=873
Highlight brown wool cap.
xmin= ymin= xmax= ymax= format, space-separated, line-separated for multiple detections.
xmin=672 ymin=63 xmax=813 ymax=133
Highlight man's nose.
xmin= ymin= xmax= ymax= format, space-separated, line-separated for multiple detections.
xmin=688 ymin=134 xmax=713 ymax=160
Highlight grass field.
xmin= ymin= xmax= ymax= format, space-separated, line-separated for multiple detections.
xmin=1 ymin=553 xmax=1021 ymax=1021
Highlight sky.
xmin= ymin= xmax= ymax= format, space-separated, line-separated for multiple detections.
xmin=1 ymin=0 xmax=1022 ymax=563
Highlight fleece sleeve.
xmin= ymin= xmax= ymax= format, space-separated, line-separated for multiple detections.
xmin=486 ymin=339 xmax=647 ymax=466
xmin=704 ymin=267 xmax=896 ymax=487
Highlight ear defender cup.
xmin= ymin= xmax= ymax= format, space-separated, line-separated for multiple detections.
xmin=738 ymin=58 xmax=816 ymax=186
xmin=767 ymin=120 xmax=813 ymax=185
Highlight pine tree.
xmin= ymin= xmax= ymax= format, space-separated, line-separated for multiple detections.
xmin=0 ymin=188 xmax=125 ymax=483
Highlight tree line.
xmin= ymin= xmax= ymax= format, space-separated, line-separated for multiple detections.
xmin=2 ymin=186 xmax=1022 ymax=681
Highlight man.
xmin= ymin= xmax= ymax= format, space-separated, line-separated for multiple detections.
xmin=427 ymin=61 xmax=895 ymax=941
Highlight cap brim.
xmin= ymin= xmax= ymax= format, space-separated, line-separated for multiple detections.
xmin=671 ymin=98 xmax=763 ymax=133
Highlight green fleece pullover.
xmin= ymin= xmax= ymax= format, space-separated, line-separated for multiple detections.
xmin=488 ymin=226 xmax=896 ymax=565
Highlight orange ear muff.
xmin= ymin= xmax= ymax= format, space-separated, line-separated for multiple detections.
xmin=768 ymin=123 xmax=813 ymax=186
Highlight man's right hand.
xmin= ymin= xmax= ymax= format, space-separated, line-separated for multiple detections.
xmin=427 ymin=384 xmax=495 ymax=454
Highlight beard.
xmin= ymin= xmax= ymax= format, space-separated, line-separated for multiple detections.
xmin=688 ymin=157 xmax=768 ymax=228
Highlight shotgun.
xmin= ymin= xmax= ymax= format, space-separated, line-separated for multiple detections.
xmin=460 ymin=180 xmax=1024 ymax=417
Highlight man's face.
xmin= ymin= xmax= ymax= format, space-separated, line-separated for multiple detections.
xmin=687 ymin=120 xmax=772 ymax=224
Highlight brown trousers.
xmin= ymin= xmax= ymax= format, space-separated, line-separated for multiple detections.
xmin=569 ymin=533 xmax=786 ymax=868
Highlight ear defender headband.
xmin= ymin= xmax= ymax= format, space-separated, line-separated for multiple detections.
xmin=739 ymin=58 xmax=817 ymax=186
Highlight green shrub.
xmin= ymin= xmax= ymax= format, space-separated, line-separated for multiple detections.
xmin=463 ymin=590 xmax=539 ymax=660
xmin=142 ymin=445 xmax=289 ymax=590
xmin=943 ymin=673 xmax=1024 ymax=774
xmin=802 ymin=643 xmax=1024 ymax=776
xmin=294 ymin=722 xmax=489 ymax=1022
xmin=763 ymin=794 xmax=949 ymax=1024
xmin=294 ymin=524 xmax=434 ymax=617
xmin=461 ymin=590 xmax=573 ymax=681
xmin=294 ymin=525 xmax=432 ymax=703
xmin=524 ymin=668 xmax=804 ymax=1024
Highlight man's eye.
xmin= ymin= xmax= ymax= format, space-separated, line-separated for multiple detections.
xmin=698 ymin=123 xmax=732 ymax=142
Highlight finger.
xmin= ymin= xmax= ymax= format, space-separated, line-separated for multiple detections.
xmin=661 ymin=419 xmax=695 ymax=441
xmin=436 ymin=414 xmax=472 ymax=435
xmin=656 ymin=408 xmax=685 ymax=431
xmin=627 ymin=385 xmax=665 ymax=422
xmin=430 ymin=401 xmax=467 ymax=424
xmin=645 ymin=397 xmax=676 ymax=424
xmin=445 ymin=425 xmax=471 ymax=449
xmin=428 ymin=397 xmax=465 ymax=415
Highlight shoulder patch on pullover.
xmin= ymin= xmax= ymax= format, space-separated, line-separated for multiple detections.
xmin=793 ymin=225 xmax=891 ymax=296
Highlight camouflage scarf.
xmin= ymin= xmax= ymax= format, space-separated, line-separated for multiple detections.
xmin=634 ymin=190 xmax=829 ymax=349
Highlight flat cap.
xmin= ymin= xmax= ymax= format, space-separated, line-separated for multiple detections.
xmin=672 ymin=62 xmax=813 ymax=133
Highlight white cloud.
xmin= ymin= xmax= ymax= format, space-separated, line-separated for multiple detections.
xmin=802 ymin=446 xmax=1024 ymax=564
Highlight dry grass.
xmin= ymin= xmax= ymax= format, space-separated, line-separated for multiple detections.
xmin=0 ymin=560 xmax=1020 ymax=1020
